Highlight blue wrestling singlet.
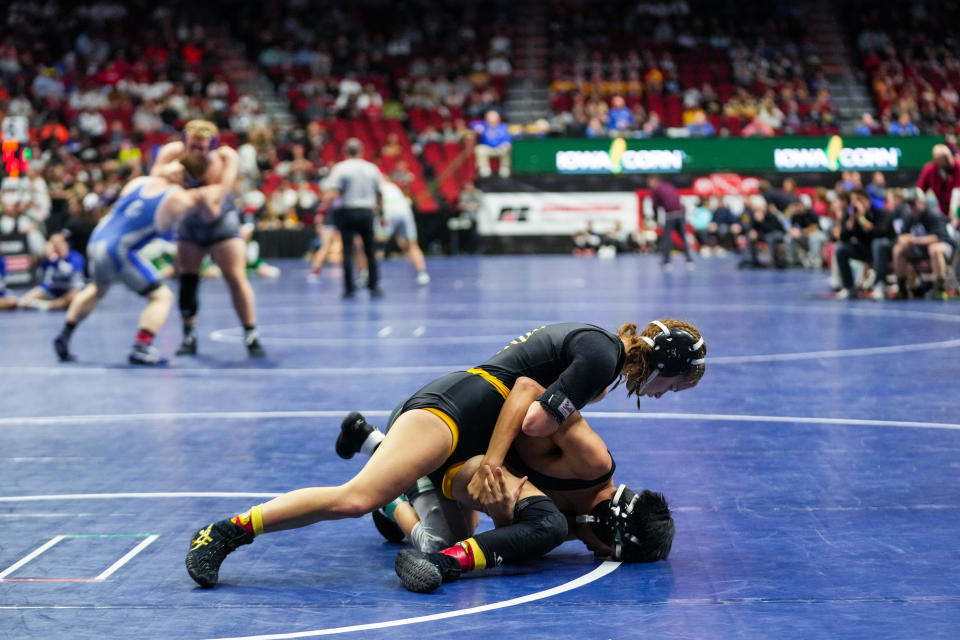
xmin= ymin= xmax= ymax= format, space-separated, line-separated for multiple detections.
xmin=87 ymin=180 xmax=171 ymax=294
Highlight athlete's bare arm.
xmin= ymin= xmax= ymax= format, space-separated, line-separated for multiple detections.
xmin=468 ymin=376 xmax=604 ymax=504
xmin=150 ymin=142 xmax=187 ymax=175
xmin=195 ymin=146 xmax=238 ymax=215
xmin=156 ymin=147 xmax=239 ymax=229
xmin=150 ymin=141 xmax=225 ymax=184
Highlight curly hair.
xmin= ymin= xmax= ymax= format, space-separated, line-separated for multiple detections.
xmin=615 ymin=318 xmax=706 ymax=406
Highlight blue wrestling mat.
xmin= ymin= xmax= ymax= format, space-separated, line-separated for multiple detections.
xmin=1 ymin=254 xmax=958 ymax=639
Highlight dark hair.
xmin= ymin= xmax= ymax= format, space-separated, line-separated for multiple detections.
xmin=621 ymin=490 xmax=675 ymax=563
xmin=850 ymin=187 xmax=870 ymax=200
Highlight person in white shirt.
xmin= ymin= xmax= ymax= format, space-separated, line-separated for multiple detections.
xmin=380 ymin=177 xmax=430 ymax=285
xmin=321 ymin=139 xmax=384 ymax=298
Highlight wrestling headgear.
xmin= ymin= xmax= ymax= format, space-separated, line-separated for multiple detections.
xmin=635 ymin=320 xmax=704 ymax=394
xmin=577 ymin=484 xmax=674 ymax=563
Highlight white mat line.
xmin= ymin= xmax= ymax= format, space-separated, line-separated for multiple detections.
xmin=0 ymin=536 xmax=65 ymax=579
xmin=203 ymin=561 xmax=620 ymax=640
xmin=94 ymin=535 xmax=159 ymax=581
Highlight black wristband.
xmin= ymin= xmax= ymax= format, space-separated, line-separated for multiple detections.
xmin=538 ymin=391 xmax=576 ymax=423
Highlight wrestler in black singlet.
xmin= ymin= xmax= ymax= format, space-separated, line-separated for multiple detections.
xmin=394 ymin=323 xmax=626 ymax=493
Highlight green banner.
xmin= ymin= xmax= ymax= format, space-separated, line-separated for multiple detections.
xmin=511 ymin=135 xmax=943 ymax=174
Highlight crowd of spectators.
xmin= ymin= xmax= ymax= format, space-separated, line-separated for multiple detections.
xmin=849 ymin=0 xmax=960 ymax=136
xmin=622 ymin=155 xmax=959 ymax=300
xmin=223 ymin=0 xmax=517 ymax=209
xmin=1 ymin=1 xmax=960 ymax=304
xmin=546 ymin=0 xmax=836 ymax=139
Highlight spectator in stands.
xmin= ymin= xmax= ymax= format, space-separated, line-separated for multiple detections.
xmin=742 ymin=98 xmax=782 ymax=137
xmin=607 ymin=95 xmax=634 ymax=134
xmin=888 ymin=112 xmax=919 ymax=136
xmin=686 ymin=111 xmax=715 ymax=137
xmin=0 ymin=195 xmax=46 ymax=259
xmin=17 ymin=233 xmax=85 ymax=311
xmin=638 ymin=111 xmax=664 ymax=138
xmin=892 ymin=188 xmax=955 ymax=300
xmin=708 ymin=200 xmax=742 ymax=255
xmin=785 ymin=202 xmax=827 ymax=269
xmin=833 ymin=188 xmax=895 ymax=300
xmin=0 ymin=256 xmax=16 ymax=311
xmin=856 ymin=113 xmax=879 ymax=136
xmin=572 ymin=221 xmax=601 ymax=256
xmin=585 ymin=116 xmax=607 ymax=138
xmin=472 ymin=110 xmax=511 ymax=178
xmin=867 ymin=172 xmax=887 ymax=210
xmin=357 ymin=84 xmax=383 ymax=119
xmin=743 ymin=195 xmax=787 ymax=269
xmin=916 ymin=144 xmax=960 ymax=218
xmin=761 ymin=178 xmax=800 ymax=215
xmin=691 ymin=199 xmax=714 ymax=254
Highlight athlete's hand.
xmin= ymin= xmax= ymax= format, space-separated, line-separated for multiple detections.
xmin=471 ymin=464 xmax=527 ymax=527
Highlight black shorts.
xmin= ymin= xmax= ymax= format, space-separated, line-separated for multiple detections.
xmin=177 ymin=200 xmax=241 ymax=248
xmin=395 ymin=370 xmax=509 ymax=497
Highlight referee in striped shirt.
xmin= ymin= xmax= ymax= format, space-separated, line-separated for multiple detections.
xmin=321 ymin=138 xmax=384 ymax=298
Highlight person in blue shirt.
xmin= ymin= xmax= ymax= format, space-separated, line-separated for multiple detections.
xmin=708 ymin=201 xmax=743 ymax=253
xmin=691 ymin=198 xmax=714 ymax=253
xmin=866 ymin=171 xmax=886 ymax=210
xmin=888 ymin=112 xmax=919 ymax=136
xmin=0 ymin=256 xmax=17 ymax=310
xmin=53 ymin=146 xmax=238 ymax=365
xmin=17 ymin=233 xmax=86 ymax=310
xmin=686 ymin=111 xmax=716 ymax=137
xmin=855 ymin=113 xmax=877 ymax=136
xmin=606 ymin=95 xmax=634 ymax=133
xmin=472 ymin=110 xmax=512 ymax=178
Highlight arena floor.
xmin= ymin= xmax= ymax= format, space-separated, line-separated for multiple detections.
xmin=1 ymin=254 xmax=958 ymax=639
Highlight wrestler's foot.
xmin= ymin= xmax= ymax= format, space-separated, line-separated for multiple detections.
xmin=129 ymin=343 xmax=168 ymax=366
xmin=336 ymin=411 xmax=375 ymax=459
xmin=246 ymin=334 xmax=266 ymax=358
xmin=176 ymin=334 xmax=197 ymax=356
xmin=185 ymin=519 xmax=254 ymax=588
xmin=53 ymin=336 xmax=75 ymax=362
xmin=372 ymin=508 xmax=406 ymax=543
xmin=395 ymin=549 xmax=462 ymax=593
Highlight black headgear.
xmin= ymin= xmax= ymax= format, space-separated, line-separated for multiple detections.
xmin=577 ymin=485 xmax=675 ymax=563
xmin=635 ymin=320 xmax=704 ymax=392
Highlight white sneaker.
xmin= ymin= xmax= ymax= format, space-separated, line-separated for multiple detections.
xmin=700 ymin=247 xmax=712 ymax=257
xmin=835 ymin=288 xmax=852 ymax=300
xmin=870 ymin=285 xmax=885 ymax=300
xmin=715 ymin=247 xmax=728 ymax=257
xmin=416 ymin=271 xmax=431 ymax=286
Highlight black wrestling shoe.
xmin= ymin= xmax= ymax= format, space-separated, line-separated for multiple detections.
xmin=246 ymin=337 xmax=266 ymax=358
xmin=53 ymin=336 xmax=75 ymax=362
xmin=336 ymin=411 xmax=375 ymax=459
xmin=176 ymin=334 xmax=197 ymax=356
xmin=185 ymin=519 xmax=254 ymax=588
xmin=395 ymin=550 xmax=462 ymax=593
xmin=372 ymin=508 xmax=406 ymax=543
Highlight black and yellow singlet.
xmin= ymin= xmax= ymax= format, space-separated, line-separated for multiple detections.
xmin=395 ymin=323 xmax=626 ymax=497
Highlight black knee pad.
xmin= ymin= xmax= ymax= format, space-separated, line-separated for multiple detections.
xmin=179 ymin=273 xmax=200 ymax=318
xmin=472 ymin=495 xmax=568 ymax=565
